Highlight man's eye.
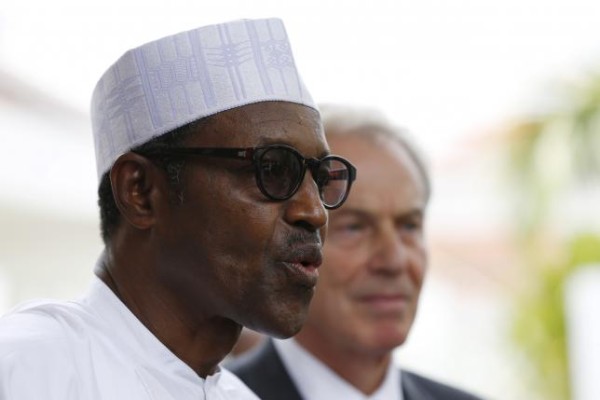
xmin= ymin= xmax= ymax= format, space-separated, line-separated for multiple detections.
xmin=328 ymin=220 xmax=369 ymax=247
xmin=343 ymin=223 xmax=365 ymax=232
xmin=399 ymin=219 xmax=422 ymax=232
xmin=331 ymin=221 xmax=368 ymax=235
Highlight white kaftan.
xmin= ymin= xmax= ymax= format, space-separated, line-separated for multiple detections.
xmin=0 ymin=277 xmax=259 ymax=400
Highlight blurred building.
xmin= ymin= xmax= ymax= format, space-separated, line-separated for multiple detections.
xmin=0 ymin=68 xmax=102 ymax=309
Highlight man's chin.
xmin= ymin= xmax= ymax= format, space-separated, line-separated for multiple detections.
xmin=244 ymin=308 xmax=310 ymax=339
xmin=365 ymin=325 xmax=411 ymax=352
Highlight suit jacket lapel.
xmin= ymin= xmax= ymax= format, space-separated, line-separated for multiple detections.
xmin=260 ymin=340 xmax=304 ymax=400
xmin=401 ymin=370 xmax=434 ymax=400
xmin=230 ymin=339 xmax=304 ymax=400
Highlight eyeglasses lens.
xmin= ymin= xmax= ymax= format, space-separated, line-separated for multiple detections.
xmin=259 ymin=147 xmax=303 ymax=199
xmin=259 ymin=147 xmax=350 ymax=208
xmin=318 ymin=158 xmax=349 ymax=208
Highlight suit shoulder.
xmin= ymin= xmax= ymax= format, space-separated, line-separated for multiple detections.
xmin=402 ymin=369 xmax=485 ymax=400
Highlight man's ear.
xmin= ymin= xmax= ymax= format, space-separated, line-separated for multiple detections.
xmin=110 ymin=153 xmax=166 ymax=231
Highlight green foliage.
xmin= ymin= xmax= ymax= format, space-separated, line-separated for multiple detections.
xmin=505 ymin=70 xmax=600 ymax=400
xmin=512 ymin=234 xmax=600 ymax=400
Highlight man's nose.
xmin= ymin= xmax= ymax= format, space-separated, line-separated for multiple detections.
xmin=369 ymin=225 xmax=408 ymax=274
xmin=283 ymin=171 xmax=328 ymax=231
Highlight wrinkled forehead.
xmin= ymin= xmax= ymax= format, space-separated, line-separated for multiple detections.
xmin=90 ymin=18 xmax=316 ymax=180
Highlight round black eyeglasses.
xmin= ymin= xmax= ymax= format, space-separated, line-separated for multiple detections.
xmin=137 ymin=144 xmax=357 ymax=209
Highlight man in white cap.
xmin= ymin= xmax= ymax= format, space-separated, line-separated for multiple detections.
xmin=0 ymin=19 xmax=356 ymax=399
xmin=230 ymin=105 xmax=482 ymax=399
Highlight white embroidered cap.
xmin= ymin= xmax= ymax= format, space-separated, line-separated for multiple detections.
xmin=91 ymin=18 xmax=316 ymax=180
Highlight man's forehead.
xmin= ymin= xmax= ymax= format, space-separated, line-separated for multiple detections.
xmin=189 ymin=102 xmax=325 ymax=150
xmin=210 ymin=101 xmax=320 ymax=126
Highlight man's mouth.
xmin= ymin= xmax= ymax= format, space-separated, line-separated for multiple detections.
xmin=281 ymin=246 xmax=323 ymax=287
xmin=357 ymin=293 xmax=411 ymax=314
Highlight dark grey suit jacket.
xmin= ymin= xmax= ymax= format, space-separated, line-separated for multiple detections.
xmin=228 ymin=339 xmax=484 ymax=400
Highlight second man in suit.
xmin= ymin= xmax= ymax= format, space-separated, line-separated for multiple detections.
xmin=230 ymin=104 xmax=483 ymax=400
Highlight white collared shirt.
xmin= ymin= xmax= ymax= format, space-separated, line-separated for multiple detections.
xmin=274 ymin=338 xmax=404 ymax=400
xmin=0 ymin=275 xmax=258 ymax=400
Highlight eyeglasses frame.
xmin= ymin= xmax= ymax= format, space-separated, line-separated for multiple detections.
xmin=135 ymin=144 xmax=356 ymax=209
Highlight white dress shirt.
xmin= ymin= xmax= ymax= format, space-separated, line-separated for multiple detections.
xmin=274 ymin=338 xmax=404 ymax=400
xmin=0 ymin=275 xmax=258 ymax=400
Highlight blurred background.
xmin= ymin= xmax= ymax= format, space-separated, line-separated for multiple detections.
xmin=1 ymin=1 xmax=599 ymax=399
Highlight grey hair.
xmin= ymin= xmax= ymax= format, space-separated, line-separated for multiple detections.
xmin=319 ymin=103 xmax=431 ymax=201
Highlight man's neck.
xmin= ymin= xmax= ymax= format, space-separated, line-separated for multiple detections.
xmin=294 ymin=332 xmax=391 ymax=395
xmin=96 ymin=248 xmax=242 ymax=378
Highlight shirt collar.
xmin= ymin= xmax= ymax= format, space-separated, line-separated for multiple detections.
xmin=81 ymin=271 xmax=211 ymax=387
xmin=273 ymin=338 xmax=403 ymax=400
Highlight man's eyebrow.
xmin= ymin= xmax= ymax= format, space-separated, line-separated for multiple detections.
xmin=400 ymin=208 xmax=425 ymax=218
xmin=331 ymin=208 xmax=374 ymax=220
